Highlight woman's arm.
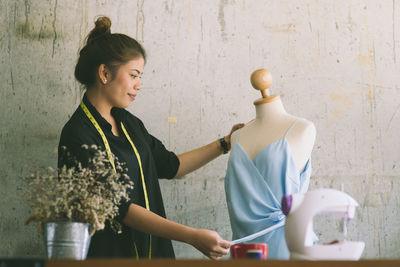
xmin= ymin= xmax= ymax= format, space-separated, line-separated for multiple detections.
xmin=174 ymin=139 xmax=223 ymax=178
xmin=174 ymin=123 xmax=244 ymax=178
xmin=122 ymin=203 xmax=231 ymax=260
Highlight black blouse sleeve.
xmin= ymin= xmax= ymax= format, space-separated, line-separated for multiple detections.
xmin=135 ymin=117 xmax=180 ymax=179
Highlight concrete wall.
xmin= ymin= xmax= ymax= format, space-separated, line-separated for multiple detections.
xmin=1 ymin=0 xmax=399 ymax=259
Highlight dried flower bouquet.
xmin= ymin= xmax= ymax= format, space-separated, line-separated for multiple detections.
xmin=25 ymin=145 xmax=134 ymax=235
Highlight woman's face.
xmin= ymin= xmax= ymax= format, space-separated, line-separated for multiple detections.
xmin=105 ymin=57 xmax=145 ymax=109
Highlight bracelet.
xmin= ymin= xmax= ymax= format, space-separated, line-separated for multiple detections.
xmin=219 ymin=137 xmax=229 ymax=154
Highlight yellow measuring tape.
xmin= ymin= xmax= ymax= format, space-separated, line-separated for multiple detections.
xmin=80 ymin=101 xmax=152 ymax=259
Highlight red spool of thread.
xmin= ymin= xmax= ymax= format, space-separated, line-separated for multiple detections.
xmin=230 ymin=243 xmax=268 ymax=260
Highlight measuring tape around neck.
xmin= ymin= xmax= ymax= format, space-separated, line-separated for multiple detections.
xmin=80 ymin=101 xmax=116 ymax=171
xmin=80 ymin=101 xmax=152 ymax=259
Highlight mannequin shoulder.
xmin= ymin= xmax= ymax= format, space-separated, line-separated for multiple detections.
xmin=231 ymin=129 xmax=239 ymax=144
xmin=288 ymin=118 xmax=316 ymax=143
xmin=285 ymin=118 xmax=316 ymax=171
xmin=294 ymin=119 xmax=316 ymax=134
xmin=230 ymin=119 xmax=255 ymax=144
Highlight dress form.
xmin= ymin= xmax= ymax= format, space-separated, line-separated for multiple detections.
xmin=231 ymin=69 xmax=316 ymax=172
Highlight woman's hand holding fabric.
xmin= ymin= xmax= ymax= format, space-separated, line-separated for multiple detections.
xmin=189 ymin=228 xmax=232 ymax=260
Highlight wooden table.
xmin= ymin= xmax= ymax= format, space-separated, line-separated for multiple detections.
xmin=45 ymin=259 xmax=400 ymax=267
xmin=2 ymin=259 xmax=399 ymax=267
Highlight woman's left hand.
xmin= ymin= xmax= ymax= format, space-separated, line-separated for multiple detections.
xmin=224 ymin=123 xmax=245 ymax=151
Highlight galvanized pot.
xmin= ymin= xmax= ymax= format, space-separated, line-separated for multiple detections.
xmin=44 ymin=222 xmax=91 ymax=260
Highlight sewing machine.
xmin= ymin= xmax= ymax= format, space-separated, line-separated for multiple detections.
xmin=281 ymin=189 xmax=365 ymax=260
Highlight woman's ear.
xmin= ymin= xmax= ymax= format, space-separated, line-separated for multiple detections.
xmin=98 ymin=64 xmax=111 ymax=84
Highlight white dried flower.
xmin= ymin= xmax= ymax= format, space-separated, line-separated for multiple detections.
xmin=24 ymin=145 xmax=134 ymax=235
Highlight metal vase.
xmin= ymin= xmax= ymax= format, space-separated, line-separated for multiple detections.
xmin=44 ymin=222 xmax=91 ymax=260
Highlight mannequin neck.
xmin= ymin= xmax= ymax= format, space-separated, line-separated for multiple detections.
xmin=254 ymin=97 xmax=287 ymax=121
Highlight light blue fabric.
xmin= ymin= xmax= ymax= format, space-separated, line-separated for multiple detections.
xmin=224 ymin=120 xmax=312 ymax=259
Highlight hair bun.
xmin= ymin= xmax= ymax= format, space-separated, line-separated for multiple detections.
xmin=86 ymin=16 xmax=112 ymax=44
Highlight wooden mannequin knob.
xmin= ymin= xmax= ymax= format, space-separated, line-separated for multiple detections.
xmin=250 ymin=69 xmax=272 ymax=91
xmin=250 ymin=69 xmax=279 ymax=105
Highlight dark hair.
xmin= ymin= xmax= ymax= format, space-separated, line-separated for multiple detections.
xmin=74 ymin=16 xmax=146 ymax=88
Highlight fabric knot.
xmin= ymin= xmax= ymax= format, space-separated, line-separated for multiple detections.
xmin=267 ymin=210 xmax=285 ymax=222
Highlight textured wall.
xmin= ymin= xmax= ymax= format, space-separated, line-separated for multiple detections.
xmin=1 ymin=0 xmax=399 ymax=259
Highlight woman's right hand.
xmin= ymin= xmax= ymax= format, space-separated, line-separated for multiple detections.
xmin=122 ymin=204 xmax=232 ymax=259
xmin=189 ymin=228 xmax=232 ymax=260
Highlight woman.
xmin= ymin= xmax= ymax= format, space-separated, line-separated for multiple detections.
xmin=58 ymin=16 xmax=243 ymax=260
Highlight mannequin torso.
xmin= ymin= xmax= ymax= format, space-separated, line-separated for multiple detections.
xmin=225 ymin=69 xmax=315 ymax=259
xmin=231 ymin=97 xmax=316 ymax=173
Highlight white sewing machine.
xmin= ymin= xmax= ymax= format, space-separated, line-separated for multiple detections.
xmin=281 ymin=189 xmax=365 ymax=260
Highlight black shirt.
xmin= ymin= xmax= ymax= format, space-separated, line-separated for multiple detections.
xmin=58 ymin=94 xmax=180 ymax=258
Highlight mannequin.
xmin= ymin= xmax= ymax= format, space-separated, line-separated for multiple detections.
xmin=230 ymin=69 xmax=316 ymax=172
xmin=225 ymin=69 xmax=316 ymax=259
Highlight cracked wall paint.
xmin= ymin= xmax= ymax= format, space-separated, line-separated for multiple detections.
xmin=51 ymin=0 xmax=58 ymax=57
xmin=0 ymin=0 xmax=400 ymax=259
xmin=136 ymin=0 xmax=144 ymax=42
xmin=218 ymin=0 xmax=228 ymax=42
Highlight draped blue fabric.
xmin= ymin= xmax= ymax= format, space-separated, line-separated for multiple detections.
xmin=224 ymin=120 xmax=312 ymax=259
